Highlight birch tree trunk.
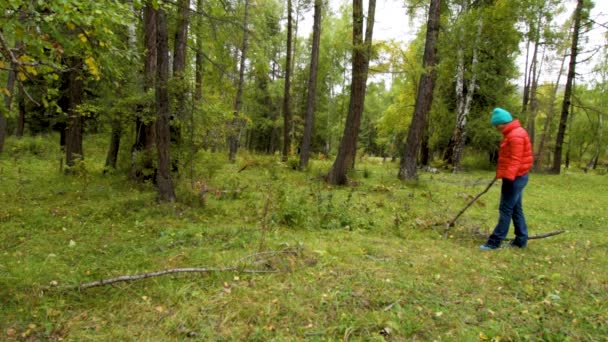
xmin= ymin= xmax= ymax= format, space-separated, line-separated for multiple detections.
xmin=105 ymin=0 xmax=137 ymax=171
xmin=398 ymin=0 xmax=441 ymax=180
xmin=451 ymin=16 xmax=482 ymax=172
xmin=327 ymin=0 xmax=376 ymax=185
xmin=299 ymin=0 xmax=322 ymax=170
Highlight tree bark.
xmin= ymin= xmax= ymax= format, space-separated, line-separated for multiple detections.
xmin=398 ymin=0 xmax=441 ymax=180
xmin=299 ymin=0 xmax=322 ymax=170
xmin=535 ymin=46 xmax=567 ymax=171
xmin=450 ymin=15 xmax=482 ymax=172
xmin=105 ymin=0 xmax=137 ymax=171
xmin=228 ymin=0 xmax=250 ymax=162
xmin=155 ymin=8 xmax=176 ymax=202
xmin=172 ymin=0 xmax=190 ymax=151
xmin=194 ymin=0 xmax=204 ymax=103
xmin=552 ymin=0 xmax=583 ymax=174
xmin=15 ymin=86 xmax=25 ymax=137
xmin=64 ymin=58 xmax=84 ymax=168
xmin=104 ymin=119 xmax=122 ymax=171
xmin=327 ymin=0 xmax=376 ymax=185
xmin=132 ymin=3 xmax=157 ymax=181
xmin=281 ymin=0 xmax=293 ymax=162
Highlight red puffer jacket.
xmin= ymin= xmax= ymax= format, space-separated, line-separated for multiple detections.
xmin=496 ymin=120 xmax=533 ymax=181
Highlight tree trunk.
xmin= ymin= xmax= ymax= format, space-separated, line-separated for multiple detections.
xmin=299 ymin=0 xmax=322 ymax=170
xmin=228 ymin=0 xmax=250 ymax=162
xmin=65 ymin=58 xmax=84 ymax=168
xmin=398 ymin=0 xmax=441 ymax=180
xmin=104 ymin=119 xmax=122 ymax=170
xmin=155 ymin=8 xmax=176 ymax=202
xmin=281 ymin=0 xmax=293 ymax=162
xmin=15 ymin=86 xmax=25 ymax=137
xmin=132 ymin=3 xmax=157 ymax=181
xmin=172 ymin=0 xmax=190 ymax=152
xmin=552 ymin=0 xmax=583 ymax=174
xmin=527 ymin=18 xmax=545 ymax=149
xmin=194 ymin=0 xmax=204 ymax=103
xmin=535 ymin=47 xmax=567 ymax=171
xmin=105 ymin=0 xmax=137 ymax=171
xmin=327 ymin=0 xmax=376 ymax=185
xmin=451 ymin=16 xmax=482 ymax=172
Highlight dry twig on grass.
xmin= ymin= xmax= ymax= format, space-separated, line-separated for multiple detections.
xmin=75 ymin=247 xmax=302 ymax=290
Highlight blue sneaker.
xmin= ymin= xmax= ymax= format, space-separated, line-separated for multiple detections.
xmin=479 ymin=244 xmax=499 ymax=251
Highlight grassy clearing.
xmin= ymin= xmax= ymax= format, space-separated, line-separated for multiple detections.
xmin=1 ymin=135 xmax=607 ymax=341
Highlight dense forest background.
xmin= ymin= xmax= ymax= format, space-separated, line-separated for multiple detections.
xmin=1 ymin=0 xmax=606 ymax=199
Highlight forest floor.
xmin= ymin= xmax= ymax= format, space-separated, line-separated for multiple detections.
xmin=1 ymin=135 xmax=607 ymax=341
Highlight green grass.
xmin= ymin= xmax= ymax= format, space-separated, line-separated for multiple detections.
xmin=1 ymin=135 xmax=607 ymax=341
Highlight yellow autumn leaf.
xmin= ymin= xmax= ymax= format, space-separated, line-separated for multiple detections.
xmin=0 ymin=60 xmax=5 ymax=69
xmin=18 ymin=72 xmax=27 ymax=81
xmin=67 ymin=22 xmax=76 ymax=30
xmin=85 ymin=56 xmax=100 ymax=80
xmin=18 ymin=55 xmax=33 ymax=63
xmin=25 ymin=65 xmax=38 ymax=76
xmin=79 ymin=33 xmax=87 ymax=43
xmin=479 ymin=332 xmax=489 ymax=341
xmin=1 ymin=87 xmax=10 ymax=97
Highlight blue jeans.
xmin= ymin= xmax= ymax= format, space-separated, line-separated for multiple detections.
xmin=487 ymin=174 xmax=529 ymax=247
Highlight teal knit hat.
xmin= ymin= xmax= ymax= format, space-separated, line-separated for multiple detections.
xmin=491 ymin=107 xmax=513 ymax=126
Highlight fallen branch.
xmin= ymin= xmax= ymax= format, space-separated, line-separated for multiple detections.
xmin=78 ymin=267 xmax=277 ymax=290
xmin=509 ymin=229 xmax=565 ymax=241
xmin=75 ymin=247 xmax=301 ymax=290
xmin=468 ymin=229 xmax=566 ymax=241
xmin=444 ymin=178 xmax=496 ymax=238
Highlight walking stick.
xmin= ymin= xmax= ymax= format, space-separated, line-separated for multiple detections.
xmin=444 ymin=178 xmax=496 ymax=238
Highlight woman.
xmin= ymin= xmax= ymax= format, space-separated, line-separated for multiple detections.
xmin=480 ymin=107 xmax=533 ymax=250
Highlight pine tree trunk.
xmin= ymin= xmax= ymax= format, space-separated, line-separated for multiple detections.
xmin=398 ymin=0 xmax=441 ymax=180
xmin=281 ymin=0 xmax=293 ymax=162
xmin=535 ymin=47 xmax=567 ymax=171
xmin=552 ymin=0 xmax=583 ymax=174
xmin=65 ymin=58 xmax=84 ymax=168
xmin=172 ymin=0 xmax=190 ymax=153
xmin=327 ymin=0 xmax=376 ymax=185
xmin=15 ymin=88 xmax=25 ymax=137
xmin=229 ymin=0 xmax=250 ymax=162
xmin=104 ymin=119 xmax=122 ymax=171
xmin=132 ymin=3 xmax=157 ymax=181
xmin=194 ymin=0 xmax=204 ymax=103
xmin=155 ymin=8 xmax=176 ymax=202
xmin=299 ymin=0 xmax=322 ymax=170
